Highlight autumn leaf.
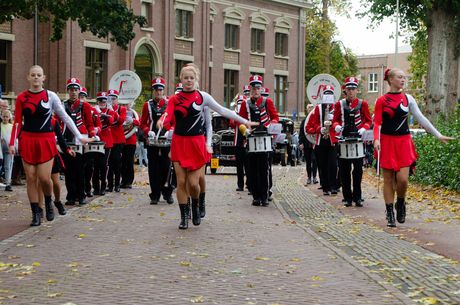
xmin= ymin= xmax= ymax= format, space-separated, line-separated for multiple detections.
xmin=190 ymin=295 xmax=204 ymax=303
xmin=313 ymin=276 xmax=325 ymax=280
xmin=32 ymin=262 xmax=41 ymax=266
xmin=181 ymin=262 xmax=192 ymax=266
xmin=291 ymin=258 xmax=300 ymax=262
xmin=46 ymin=279 xmax=56 ymax=283
xmin=246 ymin=283 xmax=254 ymax=287
xmin=26 ymin=245 xmax=35 ymax=248
xmin=47 ymin=292 xmax=64 ymax=297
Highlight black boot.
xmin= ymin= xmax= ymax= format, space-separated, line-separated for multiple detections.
xmin=199 ymin=192 xmax=206 ymax=218
xmin=386 ymin=203 xmax=396 ymax=227
xmin=54 ymin=201 xmax=67 ymax=216
xmin=179 ymin=204 xmax=188 ymax=230
xmin=191 ymin=198 xmax=201 ymax=226
xmin=38 ymin=207 xmax=44 ymax=219
xmin=45 ymin=195 xmax=55 ymax=221
xmin=187 ymin=197 xmax=191 ymax=220
xmin=30 ymin=203 xmax=41 ymax=226
xmin=395 ymin=197 xmax=406 ymax=223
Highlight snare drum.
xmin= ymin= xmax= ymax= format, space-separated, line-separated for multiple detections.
xmin=338 ymin=139 xmax=365 ymax=159
xmin=148 ymin=137 xmax=171 ymax=147
xmin=67 ymin=142 xmax=84 ymax=155
xmin=84 ymin=141 xmax=106 ymax=159
xmin=247 ymin=134 xmax=272 ymax=153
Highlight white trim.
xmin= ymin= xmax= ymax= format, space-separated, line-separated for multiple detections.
xmin=224 ymin=48 xmax=241 ymax=53
xmin=0 ymin=33 xmax=14 ymax=41
xmin=274 ymin=15 xmax=293 ymax=34
xmin=223 ymin=5 xmax=245 ymax=27
xmin=223 ymin=63 xmax=241 ymax=71
xmin=141 ymin=27 xmax=155 ymax=33
xmin=250 ymin=52 xmax=266 ymax=57
xmin=211 ymin=0 xmax=312 ymax=19
xmin=174 ymin=36 xmax=195 ymax=42
xmin=210 ymin=3 xmax=219 ymax=23
xmin=133 ymin=33 xmax=164 ymax=77
xmin=275 ymin=55 xmax=289 ymax=60
xmin=209 ymin=61 xmax=213 ymax=68
xmin=249 ymin=11 xmax=270 ymax=31
xmin=84 ymin=40 xmax=111 ymax=50
xmin=140 ymin=0 xmax=154 ymax=3
xmin=274 ymin=69 xmax=289 ymax=76
xmin=249 ymin=67 xmax=266 ymax=74
xmin=174 ymin=0 xmax=199 ymax=13
xmin=174 ymin=53 xmax=195 ymax=62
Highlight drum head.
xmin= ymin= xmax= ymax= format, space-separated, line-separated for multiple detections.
xmin=306 ymin=74 xmax=341 ymax=105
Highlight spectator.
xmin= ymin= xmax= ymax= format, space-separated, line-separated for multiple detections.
xmin=137 ymin=127 xmax=148 ymax=167
xmin=1 ymin=109 xmax=13 ymax=191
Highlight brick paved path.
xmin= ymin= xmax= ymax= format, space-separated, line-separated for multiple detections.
xmin=0 ymin=166 xmax=456 ymax=304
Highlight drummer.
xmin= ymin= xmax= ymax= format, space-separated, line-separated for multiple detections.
xmin=120 ymin=101 xmax=140 ymax=189
xmin=238 ymin=75 xmax=279 ymax=207
xmin=140 ymin=78 xmax=174 ymax=205
xmin=332 ymin=77 xmax=372 ymax=207
xmin=175 ymin=83 xmax=183 ymax=94
xmin=56 ymin=78 xmax=96 ymax=206
xmin=93 ymin=92 xmax=115 ymax=196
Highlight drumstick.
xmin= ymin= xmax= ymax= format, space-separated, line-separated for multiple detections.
xmin=156 ymin=113 xmax=168 ymax=141
xmin=164 ymin=160 xmax=172 ymax=187
xmin=377 ymin=125 xmax=381 ymax=193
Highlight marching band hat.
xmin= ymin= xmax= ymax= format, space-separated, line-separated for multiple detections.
xmin=237 ymin=95 xmax=245 ymax=102
xmin=176 ymin=83 xmax=183 ymax=92
xmin=66 ymin=78 xmax=81 ymax=90
xmin=108 ymin=89 xmax=119 ymax=98
xmin=96 ymin=92 xmax=108 ymax=102
xmin=152 ymin=78 xmax=165 ymax=90
xmin=344 ymin=77 xmax=359 ymax=88
xmin=261 ymin=87 xmax=270 ymax=97
xmin=323 ymin=85 xmax=334 ymax=94
xmin=249 ymin=75 xmax=263 ymax=87
xmin=341 ymin=84 xmax=346 ymax=94
xmin=243 ymin=85 xmax=250 ymax=93
xmin=79 ymin=87 xmax=88 ymax=96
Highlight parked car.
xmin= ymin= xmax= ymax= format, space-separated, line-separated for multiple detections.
xmin=207 ymin=113 xmax=236 ymax=173
xmin=273 ymin=117 xmax=298 ymax=167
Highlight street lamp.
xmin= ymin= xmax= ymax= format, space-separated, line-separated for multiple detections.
xmin=94 ymin=65 xmax=101 ymax=97
xmin=284 ymin=81 xmax=293 ymax=118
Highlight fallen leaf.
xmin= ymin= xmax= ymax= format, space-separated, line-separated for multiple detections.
xmin=46 ymin=279 xmax=56 ymax=283
xmin=32 ymin=262 xmax=41 ymax=266
xmin=313 ymin=276 xmax=325 ymax=280
xmin=47 ymin=293 xmax=64 ymax=297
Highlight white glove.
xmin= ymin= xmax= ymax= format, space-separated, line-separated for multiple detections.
xmin=93 ymin=135 xmax=100 ymax=141
xmin=358 ymin=128 xmax=366 ymax=136
xmin=321 ymin=127 xmax=327 ymax=135
xmin=95 ymin=105 xmax=101 ymax=113
xmin=107 ymin=104 xmax=113 ymax=110
xmin=164 ymin=131 xmax=169 ymax=138
xmin=94 ymin=128 xmax=98 ymax=135
xmin=327 ymin=114 xmax=333 ymax=121
xmin=126 ymin=116 xmax=133 ymax=124
xmin=148 ymin=131 xmax=155 ymax=138
xmin=335 ymin=125 xmax=343 ymax=133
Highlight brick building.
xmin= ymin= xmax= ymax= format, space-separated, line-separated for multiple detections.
xmin=357 ymin=45 xmax=415 ymax=105
xmin=0 ymin=0 xmax=312 ymax=118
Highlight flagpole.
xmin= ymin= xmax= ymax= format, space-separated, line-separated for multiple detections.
xmin=395 ymin=0 xmax=399 ymax=68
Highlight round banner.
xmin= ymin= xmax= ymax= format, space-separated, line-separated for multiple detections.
xmin=306 ymin=74 xmax=341 ymax=105
xmin=109 ymin=70 xmax=142 ymax=104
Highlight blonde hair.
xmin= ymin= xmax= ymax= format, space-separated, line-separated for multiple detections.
xmin=2 ymin=109 xmax=13 ymax=124
xmin=29 ymin=65 xmax=44 ymax=75
xmin=180 ymin=64 xmax=200 ymax=85
xmin=307 ymin=104 xmax=315 ymax=114
xmin=384 ymin=68 xmax=403 ymax=86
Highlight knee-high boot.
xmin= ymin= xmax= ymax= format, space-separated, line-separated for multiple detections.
xmin=179 ymin=204 xmax=188 ymax=230
xmin=30 ymin=203 xmax=41 ymax=226
xmin=386 ymin=203 xmax=396 ymax=227
xmin=191 ymin=198 xmax=201 ymax=226
xmin=199 ymin=192 xmax=206 ymax=218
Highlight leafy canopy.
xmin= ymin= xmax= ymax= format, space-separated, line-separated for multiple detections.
xmin=0 ymin=0 xmax=146 ymax=50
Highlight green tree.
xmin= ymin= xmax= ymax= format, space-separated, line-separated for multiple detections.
xmin=357 ymin=0 xmax=460 ymax=121
xmin=406 ymin=27 xmax=428 ymax=104
xmin=0 ymin=0 xmax=146 ymax=50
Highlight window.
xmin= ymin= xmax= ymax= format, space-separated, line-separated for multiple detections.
xmin=368 ymin=73 xmax=378 ymax=93
xmin=224 ymin=70 xmax=237 ymax=108
xmin=175 ymin=10 xmax=191 ymax=38
xmin=275 ymin=33 xmax=287 ymax=56
xmin=0 ymin=40 xmax=9 ymax=95
xmin=85 ymin=48 xmax=107 ymax=98
xmin=251 ymin=29 xmax=264 ymax=53
xmin=175 ymin=60 xmax=191 ymax=87
xmin=274 ymin=76 xmax=286 ymax=113
xmin=141 ymin=2 xmax=152 ymax=28
xmin=225 ymin=24 xmax=238 ymax=50
xmin=135 ymin=44 xmax=155 ymax=107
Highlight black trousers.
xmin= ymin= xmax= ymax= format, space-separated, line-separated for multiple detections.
xmin=247 ymin=152 xmax=270 ymax=201
xmin=121 ymin=144 xmax=136 ymax=186
xmin=339 ymin=157 xmax=363 ymax=202
xmin=234 ymin=146 xmax=248 ymax=189
xmin=84 ymin=158 xmax=94 ymax=193
xmin=107 ymin=143 xmax=124 ymax=188
xmin=93 ymin=147 xmax=111 ymax=191
xmin=63 ymin=152 xmax=86 ymax=201
xmin=304 ymin=147 xmax=317 ymax=179
xmin=316 ymin=144 xmax=338 ymax=192
xmin=147 ymin=145 xmax=173 ymax=200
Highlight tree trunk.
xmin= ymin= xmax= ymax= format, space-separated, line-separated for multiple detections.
xmin=425 ymin=7 xmax=458 ymax=122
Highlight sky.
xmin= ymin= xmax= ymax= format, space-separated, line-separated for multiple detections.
xmin=329 ymin=0 xmax=409 ymax=56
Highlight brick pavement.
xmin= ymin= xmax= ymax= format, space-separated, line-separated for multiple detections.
xmin=0 ymin=165 xmax=440 ymax=304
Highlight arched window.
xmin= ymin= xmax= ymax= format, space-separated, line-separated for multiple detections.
xmin=134 ymin=44 xmax=155 ymax=110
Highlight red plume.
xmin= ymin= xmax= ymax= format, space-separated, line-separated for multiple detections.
xmin=384 ymin=68 xmax=391 ymax=81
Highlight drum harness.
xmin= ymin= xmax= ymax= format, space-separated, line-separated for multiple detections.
xmin=148 ymin=98 xmax=168 ymax=136
xmin=62 ymin=100 xmax=93 ymax=142
xmin=340 ymin=98 xmax=363 ymax=138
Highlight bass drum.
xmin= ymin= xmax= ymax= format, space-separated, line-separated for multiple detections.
xmin=124 ymin=109 xmax=140 ymax=139
xmin=305 ymin=111 xmax=317 ymax=145
xmin=306 ymin=74 xmax=341 ymax=105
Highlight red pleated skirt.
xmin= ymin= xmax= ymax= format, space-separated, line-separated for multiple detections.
xmin=171 ymin=134 xmax=211 ymax=171
xmin=377 ymin=134 xmax=418 ymax=172
xmin=18 ymin=131 xmax=58 ymax=165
